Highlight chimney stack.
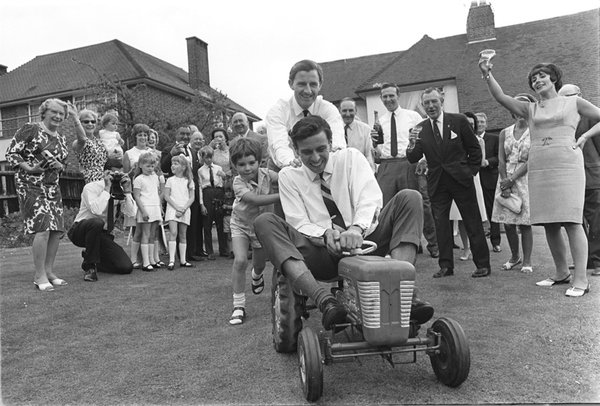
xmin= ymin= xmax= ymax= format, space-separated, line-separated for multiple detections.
xmin=466 ymin=1 xmax=496 ymax=43
xmin=186 ymin=37 xmax=210 ymax=89
xmin=0 ymin=64 xmax=7 ymax=76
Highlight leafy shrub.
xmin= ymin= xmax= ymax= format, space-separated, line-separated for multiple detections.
xmin=0 ymin=207 xmax=80 ymax=248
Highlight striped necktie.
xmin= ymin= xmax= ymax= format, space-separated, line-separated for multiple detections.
xmin=432 ymin=119 xmax=442 ymax=145
xmin=319 ymin=173 xmax=346 ymax=232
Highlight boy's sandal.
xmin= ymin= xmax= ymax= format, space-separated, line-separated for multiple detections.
xmin=154 ymin=261 xmax=166 ymax=268
xmin=520 ymin=266 xmax=533 ymax=273
xmin=251 ymin=273 xmax=265 ymax=295
xmin=501 ymin=257 xmax=522 ymax=270
xmin=132 ymin=262 xmax=141 ymax=269
xmin=229 ymin=307 xmax=246 ymax=325
xmin=167 ymin=262 xmax=175 ymax=271
xmin=151 ymin=263 xmax=162 ymax=269
xmin=142 ymin=265 xmax=154 ymax=272
xmin=180 ymin=262 xmax=193 ymax=268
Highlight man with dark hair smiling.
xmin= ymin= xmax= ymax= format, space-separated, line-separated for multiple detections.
xmin=255 ymin=115 xmax=433 ymax=331
xmin=265 ymin=59 xmax=346 ymax=171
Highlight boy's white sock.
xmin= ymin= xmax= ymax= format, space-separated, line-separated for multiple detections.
xmin=148 ymin=243 xmax=155 ymax=264
xmin=233 ymin=292 xmax=246 ymax=309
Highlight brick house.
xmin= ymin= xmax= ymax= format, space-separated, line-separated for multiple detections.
xmin=0 ymin=36 xmax=260 ymax=168
xmin=319 ymin=3 xmax=599 ymax=132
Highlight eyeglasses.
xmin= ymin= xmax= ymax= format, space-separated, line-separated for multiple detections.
xmin=81 ymin=120 xmax=96 ymax=124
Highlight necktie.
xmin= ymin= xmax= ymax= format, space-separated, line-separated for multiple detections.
xmin=344 ymin=124 xmax=349 ymax=143
xmin=106 ymin=197 xmax=115 ymax=233
xmin=209 ymin=165 xmax=215 ymax=187
xmin=320 ymin=173 xmax=346 ymax=232
xmin=303 ymin=109 xmax=310 ymax=117
xmin=432 ymin=119 xmax=442 ymax=145
xmin=390 ymin=112 xmax=397 ymax=157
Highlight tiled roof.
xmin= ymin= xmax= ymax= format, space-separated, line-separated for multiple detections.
xmin=0 ymin=39 xmax=259 ymax=120
xmin=319 ymin=51 xmax=403 ymax=102
xmin=320 ymin=9 xmax=599 ymax=130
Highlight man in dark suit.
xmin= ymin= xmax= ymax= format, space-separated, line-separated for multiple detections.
xmin=160 ymin=126 xmax=193 ymax=177
xmin=407 ymin=88 xmax=490 ymax=278
xmin=186 ymin=131 xmax=208 ymax=261
xmin=476 ymin=112 xmax=502 ymax=252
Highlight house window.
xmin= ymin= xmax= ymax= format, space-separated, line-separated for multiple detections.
xmin=0 ymin=104 xmax=34 ymax=139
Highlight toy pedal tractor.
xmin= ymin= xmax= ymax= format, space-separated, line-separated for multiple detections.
xmin=271 ymin=242 xmax=470 ymax=402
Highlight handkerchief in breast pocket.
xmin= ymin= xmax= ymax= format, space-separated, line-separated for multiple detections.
xmin=450 ymin=131 xmax=458 ymax=139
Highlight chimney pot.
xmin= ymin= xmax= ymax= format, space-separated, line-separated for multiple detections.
xmin=0 ymin=64 xmax=7 ymax=76
xmin=186 ymin=37 xmax=210 ymax=89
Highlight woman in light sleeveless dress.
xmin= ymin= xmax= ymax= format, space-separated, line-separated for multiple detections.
xmin=480 ymin=61 xmax=600 ymax=297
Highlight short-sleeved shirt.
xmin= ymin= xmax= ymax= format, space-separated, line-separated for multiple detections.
xmin=231 ymin=168 xmax=277 ymax=229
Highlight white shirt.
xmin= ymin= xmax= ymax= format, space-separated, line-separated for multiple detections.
xmin=345 ymin=120 xmax=375 ymax=172
xmin=73 ymin=180 xmax=137 ymax=224
xmin=266 ymin=95 xmax=346 ymax=168
xmin=198 ymin=163 xmax=224 ymax=188
xmin=278 ymin=148 xmax=382 ymax=238
xmin=378 ymin=107 xmax=422 ymax=159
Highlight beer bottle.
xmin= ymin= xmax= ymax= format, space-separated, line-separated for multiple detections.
xmin=373 ymin=111 xmax=384 ymax=145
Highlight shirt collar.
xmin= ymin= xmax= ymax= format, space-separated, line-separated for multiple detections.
xmin=302 ymin=152 xmax=334 ymax=182
xmin=291 ymin=95 xmax=321 ymax=117
xmin=432 ymin=111 xmax=444 ymax=126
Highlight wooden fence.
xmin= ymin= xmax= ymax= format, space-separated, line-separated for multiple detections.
xmin=0 ymin=170 xmax=85 ymax=217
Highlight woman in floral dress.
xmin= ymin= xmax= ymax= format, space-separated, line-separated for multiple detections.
xmin=72 ymin=109 xmax=108 ymax=183
xmin=6 ymin=98 xmax=72 ymax=291
xmin=492 ymin=94 xmax=535 ymax=273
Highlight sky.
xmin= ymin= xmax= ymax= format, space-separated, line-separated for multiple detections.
xmin=1 ymin=0 xmax=598 ymax=120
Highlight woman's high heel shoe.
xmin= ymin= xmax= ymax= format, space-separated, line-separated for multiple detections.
xmin=565 ymin=284 xmax=590 ymax=297
xmin=34 ymin=282 xmax=55 ymax=292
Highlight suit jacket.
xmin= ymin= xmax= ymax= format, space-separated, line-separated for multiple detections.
xmin=160 ymin=143 xmax=193 ymax=177
xmin=407 ymin=112 xmax=482 ymax=196
xmin=190 ymin=148 xmax=203 ymax=202
xmin=478 ymin=131 xmax=500 ymax=190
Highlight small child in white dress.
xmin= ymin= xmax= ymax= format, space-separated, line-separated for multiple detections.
xmin=99 ymin=113 xmax=124 ymax=159
xmin=164 ymin=155 xmax=195 ymax=270
xmin=132 ymin=152 xmax=162 ymax=271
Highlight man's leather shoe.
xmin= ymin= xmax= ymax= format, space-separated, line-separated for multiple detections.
xmin=433 ymin=267 xmax=454 ymax=278
xmin=83 ymin=268 xmax=98 ymax=282
xmin=410 ymin=298 xmax=434 ymax=325
xmin=189 ymin=255 xmax=207 ymax=262
xmin=321 ymin=299 xmax=347 ymax=330
xmin=472 ymin=267 xmax=491 ymax=278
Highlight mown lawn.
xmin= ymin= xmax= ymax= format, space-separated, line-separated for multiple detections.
xmin=1 ymin=228 xmax=599 ymax=405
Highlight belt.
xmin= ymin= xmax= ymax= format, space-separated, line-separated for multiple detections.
xmin=203 ymin=186 xmax=223 ymax=189
xmin=380 ymin=156 xmax=407 ymax=162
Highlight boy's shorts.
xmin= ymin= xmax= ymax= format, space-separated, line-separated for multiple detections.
xmin=230 ymin=219 xmax=262 ymax=249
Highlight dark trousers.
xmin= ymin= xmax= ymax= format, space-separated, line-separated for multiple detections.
xmin=377 ymin=158 xmax=437 ymax=251
xmin=202 ymin=187 xmax=227 ymax=255
xmin=584 ymin=188 xmax=600 ymax=268
xmin=67 ymin=218 xmax=132 ymax=274
xmin=254 ymin=190 xmax=423 ymax=281
xmin=481 ymin=181 xmax=501 ymax=246
xmin=430 ymin=172 xmax=490 ymax=269
xmin=186 ymin=197 xmax=205 ymax=258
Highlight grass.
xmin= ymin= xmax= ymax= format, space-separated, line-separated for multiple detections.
xmin=1 ymin=228 xmax=600 ymax=405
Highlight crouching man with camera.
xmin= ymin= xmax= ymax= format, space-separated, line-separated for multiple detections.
xmin=67 ymin=158 xmax=137 ymax=281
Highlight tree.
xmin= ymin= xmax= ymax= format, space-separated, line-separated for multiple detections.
xmin=72 ymin=58 xmax=231 ymax=150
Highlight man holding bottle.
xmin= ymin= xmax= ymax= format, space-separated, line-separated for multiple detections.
xmin=372 ymin=83 xmax=439 ymax=257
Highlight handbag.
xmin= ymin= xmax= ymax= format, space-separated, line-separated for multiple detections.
xmin=495 ymin=190 xmax=522 ymax=214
